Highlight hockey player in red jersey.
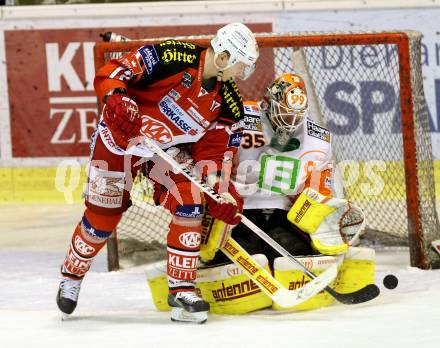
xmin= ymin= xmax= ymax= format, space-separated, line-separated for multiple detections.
xmin=56 ymin=23 xmax=259 ymax=323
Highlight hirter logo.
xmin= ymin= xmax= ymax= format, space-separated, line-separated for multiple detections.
xmin=140 ymin=115 xmax=173 ymax=144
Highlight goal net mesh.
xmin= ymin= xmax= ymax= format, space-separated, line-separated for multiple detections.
xmin=94 ymin=31 xmax=440 ymax=269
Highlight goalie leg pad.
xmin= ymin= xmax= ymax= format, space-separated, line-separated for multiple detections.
xmin=145 ymin=261 xmax=171 ymax=311
xmin=145 ymin=255 xmax=272 ymax=314
xmin=196 ymin=254 xmax=272 ymax=314
xmin=272 ymin=254 xmax=341 ymax=311
xmin=334 ymin=247 xmax=375 ymax=294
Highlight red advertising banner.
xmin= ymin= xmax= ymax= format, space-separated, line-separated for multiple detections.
xmin=5 ymin=23 xmax=272 ymax=158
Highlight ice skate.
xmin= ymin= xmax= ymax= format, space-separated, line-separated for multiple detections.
xmin=168 ymin=292 xmax=210 ymax=324
xmin=56 ymin=277 xmax=82 ymax=319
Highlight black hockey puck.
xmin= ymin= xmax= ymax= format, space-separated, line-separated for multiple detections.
xmin=383 ymin=274 xmax=398 ymax=289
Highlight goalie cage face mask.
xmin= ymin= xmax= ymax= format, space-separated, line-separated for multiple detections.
xmin=263 ymin=73 xmax=309 ymax=134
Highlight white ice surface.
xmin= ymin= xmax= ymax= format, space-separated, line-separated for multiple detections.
xmin=1 ymin=204 xmax=440 ymax=348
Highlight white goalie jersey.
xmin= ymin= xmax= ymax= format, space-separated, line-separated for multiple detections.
xmin=232 ymin=101 xmax=334 ymax=210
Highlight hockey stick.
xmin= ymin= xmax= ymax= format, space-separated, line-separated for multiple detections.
xmin=241 ymin=215 xmax=380 ymax=304
xmin=137 ymin=134 xmax=379 ymax=304
xmin=135 ymin=136 xmax=338 ymax=306
xmin=221 ymin=237 xmax=337 ymax=308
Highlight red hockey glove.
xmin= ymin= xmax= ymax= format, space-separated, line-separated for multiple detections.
xmin=103 ymin=94 xmax=142 ymax=149
xmin=205 ymin=181 xmax=243 ymax=225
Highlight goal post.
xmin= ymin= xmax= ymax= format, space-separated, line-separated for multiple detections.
xmin=93 ymin=30 xmax=440 ymax=270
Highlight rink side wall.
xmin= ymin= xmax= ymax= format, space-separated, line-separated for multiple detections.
xmin=0 ymin=0 xmax=440 ymax=203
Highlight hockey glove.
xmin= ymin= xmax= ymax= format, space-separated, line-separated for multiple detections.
xmin=204 ymin=181 xmax=243 ymax=226
xmin=103 ymin=94 xmax=142 ymax=149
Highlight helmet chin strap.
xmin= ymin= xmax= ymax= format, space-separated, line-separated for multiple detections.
xmin=213 ymin=52 xmax=233 ymax=81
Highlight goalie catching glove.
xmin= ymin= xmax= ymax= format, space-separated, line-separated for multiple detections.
xmin=204 ymin=176 xmax=243 ymax=226
xmin=287 ymin=187 xmax=365 ymax=255
xmin=103 ymin=93 xmax=142 ymax=149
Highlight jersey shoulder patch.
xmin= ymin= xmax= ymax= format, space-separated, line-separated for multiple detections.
xmin=137 ymin=45 xmax=160 ymax=75
xmin=242 ymin=101 xmax=263 ymax=132
xmin=243 ymin=101 xmax=262 ymax=116
xmin=219 ymin=79 xmax=244 ymax=124
xmin=306 ymin=119 xmax=331 ymax=143
xmin=134 ymin=41 xmax=203 ymax=87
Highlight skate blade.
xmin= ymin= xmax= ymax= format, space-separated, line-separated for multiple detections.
xmin=61 ymin=313 xmax=71 ymax=321
xmin=170 ymin=307 xmax=208 ymax=324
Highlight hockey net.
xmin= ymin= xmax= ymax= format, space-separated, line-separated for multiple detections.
xmin=93 ymin=31 xmax=440 ymax=270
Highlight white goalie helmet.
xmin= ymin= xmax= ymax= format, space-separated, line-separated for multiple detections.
xmin=211 ymin=23 xmax=259 ymax=80
xmin=263 ymin=73 xmax=309 ymax=134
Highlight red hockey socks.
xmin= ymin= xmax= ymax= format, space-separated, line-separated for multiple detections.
xmin=167 ymin=218 xmax=202 ymax=294
xmin=61 ymin=210 xmax=121 ymax=279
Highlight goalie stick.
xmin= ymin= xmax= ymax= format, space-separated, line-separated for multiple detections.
xmin=241 ymin=215 xmax=380 ymax=304
xmin=221 ymin=237 xmax=337 ymax=308
xmin=135 ymin=134 xmax=379 ymax=304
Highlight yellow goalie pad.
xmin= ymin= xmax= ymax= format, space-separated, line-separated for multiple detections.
xmin=145 ymin=255 xmax=272 ymax=315
xmin=145 ymin=262 xmax=170 ymax=311
xmin=145 ymin=246 xmax=374 ymax=314
xmin=333 ymin=247 xmax=375 ymax=294
xmin=196 ymin=254 xmax=272 ymax=314
xmin=272 ymin=246 xmax=375 ymax=311
xmin=199 ymin=212 xmax=231 ymax=262
xmin=272 ymin=255 xmax=339 ymax=311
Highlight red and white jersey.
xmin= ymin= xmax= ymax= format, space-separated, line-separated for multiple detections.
xmin=94 ymin=40 xmax=244 ymax=167
xmin=232 ymin=101 xmax=333 ymax=210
